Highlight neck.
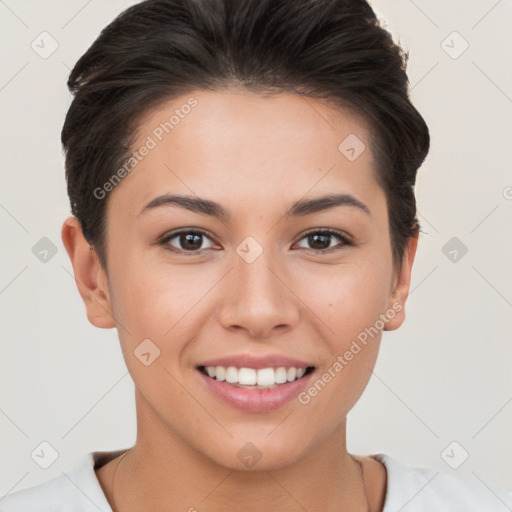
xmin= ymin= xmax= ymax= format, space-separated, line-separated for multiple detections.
xmin=104 ymin=392 xmax=371 ymax=512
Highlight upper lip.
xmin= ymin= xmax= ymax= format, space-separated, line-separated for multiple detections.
xmin=196 ymin=354 xmax=315 ymax=370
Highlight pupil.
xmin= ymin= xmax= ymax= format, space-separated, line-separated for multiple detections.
xmin=182 ymin=233 xmax=202 ymax=250
xmin=309 ymin=234 xmax=329 ymax=250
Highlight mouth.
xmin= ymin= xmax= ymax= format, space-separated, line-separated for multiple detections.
xmin=197 ymin=365 xmax=316 ymax=389
xmin=195 ymin=361 xmax=317 ymax=412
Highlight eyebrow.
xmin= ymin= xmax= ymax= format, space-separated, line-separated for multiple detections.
xmin=138 ymin=192 xmax=371 ymax=219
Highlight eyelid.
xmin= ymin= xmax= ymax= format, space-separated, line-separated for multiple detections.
xmin=297 ymin=227 xmax=353 ymax=244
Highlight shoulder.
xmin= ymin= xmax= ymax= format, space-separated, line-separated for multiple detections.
xmin=0 ymin=472 xmax=76 ymax=512
xmin=0 ymin=450 xmax=122 ymax=512
xmin=373 ymin=453 xmax=512 ymax=512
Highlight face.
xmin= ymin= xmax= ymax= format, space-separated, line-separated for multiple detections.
xmin=65 ymin=87 xmax=416 ymax=471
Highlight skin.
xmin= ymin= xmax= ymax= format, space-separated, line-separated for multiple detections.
xmin=62 ymin=87 xmax=418 ymax=512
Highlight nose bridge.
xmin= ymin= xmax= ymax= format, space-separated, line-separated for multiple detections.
xmin=217 ymin=238 xmax=299 ymax=337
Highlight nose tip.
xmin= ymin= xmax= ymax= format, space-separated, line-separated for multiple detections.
xmin=216 ymin=257 xmax=300 ymax=339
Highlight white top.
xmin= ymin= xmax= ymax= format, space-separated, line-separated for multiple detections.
xmin=1 ymin=450 xmax=511 ymax=511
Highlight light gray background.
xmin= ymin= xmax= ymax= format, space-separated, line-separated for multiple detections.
xmin=1 ymin=0 xmax=511 ymax=500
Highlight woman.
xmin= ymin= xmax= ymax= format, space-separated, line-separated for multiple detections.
xmin=2 ymin=0 xmax=511 ymax=510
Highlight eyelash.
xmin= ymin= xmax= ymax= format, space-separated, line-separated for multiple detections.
xmin=158 ymin=228 xmax=353 ymax=255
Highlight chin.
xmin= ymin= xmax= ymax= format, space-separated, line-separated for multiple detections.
xmin=197 ymin=434 xmax=308 ymax=472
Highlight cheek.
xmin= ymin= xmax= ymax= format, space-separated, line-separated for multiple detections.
xmin=296 ymin=266 xmax=388 ymax=417
xmin=108 ymin=265 xmax=196 ymax=401
xmin=108 ymin=252 xmax=197 ymax=335
xmin=107 ymin=258 xmax=221 ymax=378
xmin=303 ymin=258 xmax=392 ymax=341
xmin=292 ymin=258 xmax=390 ymax=407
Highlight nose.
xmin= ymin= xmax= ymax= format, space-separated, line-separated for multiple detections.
xmin=216 ymin=248 xmax=300 ymax=339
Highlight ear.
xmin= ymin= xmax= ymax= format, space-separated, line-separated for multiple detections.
xmin=383 ymin=230 xmax=419 ymax=331
xmin=61 ymin=216 xmax=116 ymax=329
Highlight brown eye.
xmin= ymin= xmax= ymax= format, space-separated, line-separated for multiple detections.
xmin=160 ymin=229 xmax=216 ymax=253
xmin=295 ymin=229 xmax=351 ymax=252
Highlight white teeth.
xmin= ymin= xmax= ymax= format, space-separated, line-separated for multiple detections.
xmin=202 ymin=365 xmax=310 ymax=387
xmin=275 ymin=367 xmax=287 ymax=384
xmin=286 ymin=367 xmax=297 ymax=382
xmin=256 ymin=368 xmax=275 ymax=386
xmin=225 ymin=366 xmax=238 ymax=383
xmin=215 ymin=366 xmax=226 ymax=381
xmin=238 ymin=367 xmax=257 ymax=385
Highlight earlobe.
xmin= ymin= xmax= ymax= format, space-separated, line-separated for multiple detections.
xmin=61 ymin=216 xmax=116 ymax=329
xmin=383 ymin=232 xmax=419 ymax=332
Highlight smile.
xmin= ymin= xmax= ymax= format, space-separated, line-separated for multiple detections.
xmin=196 ymin=362 xmax=317 ymax=412
xmin=198 ymin=365 xmax=315 ymax=389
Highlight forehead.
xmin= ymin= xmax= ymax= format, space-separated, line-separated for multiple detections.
xmin=109 ymin=88 xmax=381 ymax=215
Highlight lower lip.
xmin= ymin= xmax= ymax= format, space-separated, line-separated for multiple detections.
xmin=197 ymin=369 xmax=315 ymax=413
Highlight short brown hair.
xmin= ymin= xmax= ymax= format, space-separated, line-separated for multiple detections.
xmin=61 ymin=0 xmax=430 ymax=271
